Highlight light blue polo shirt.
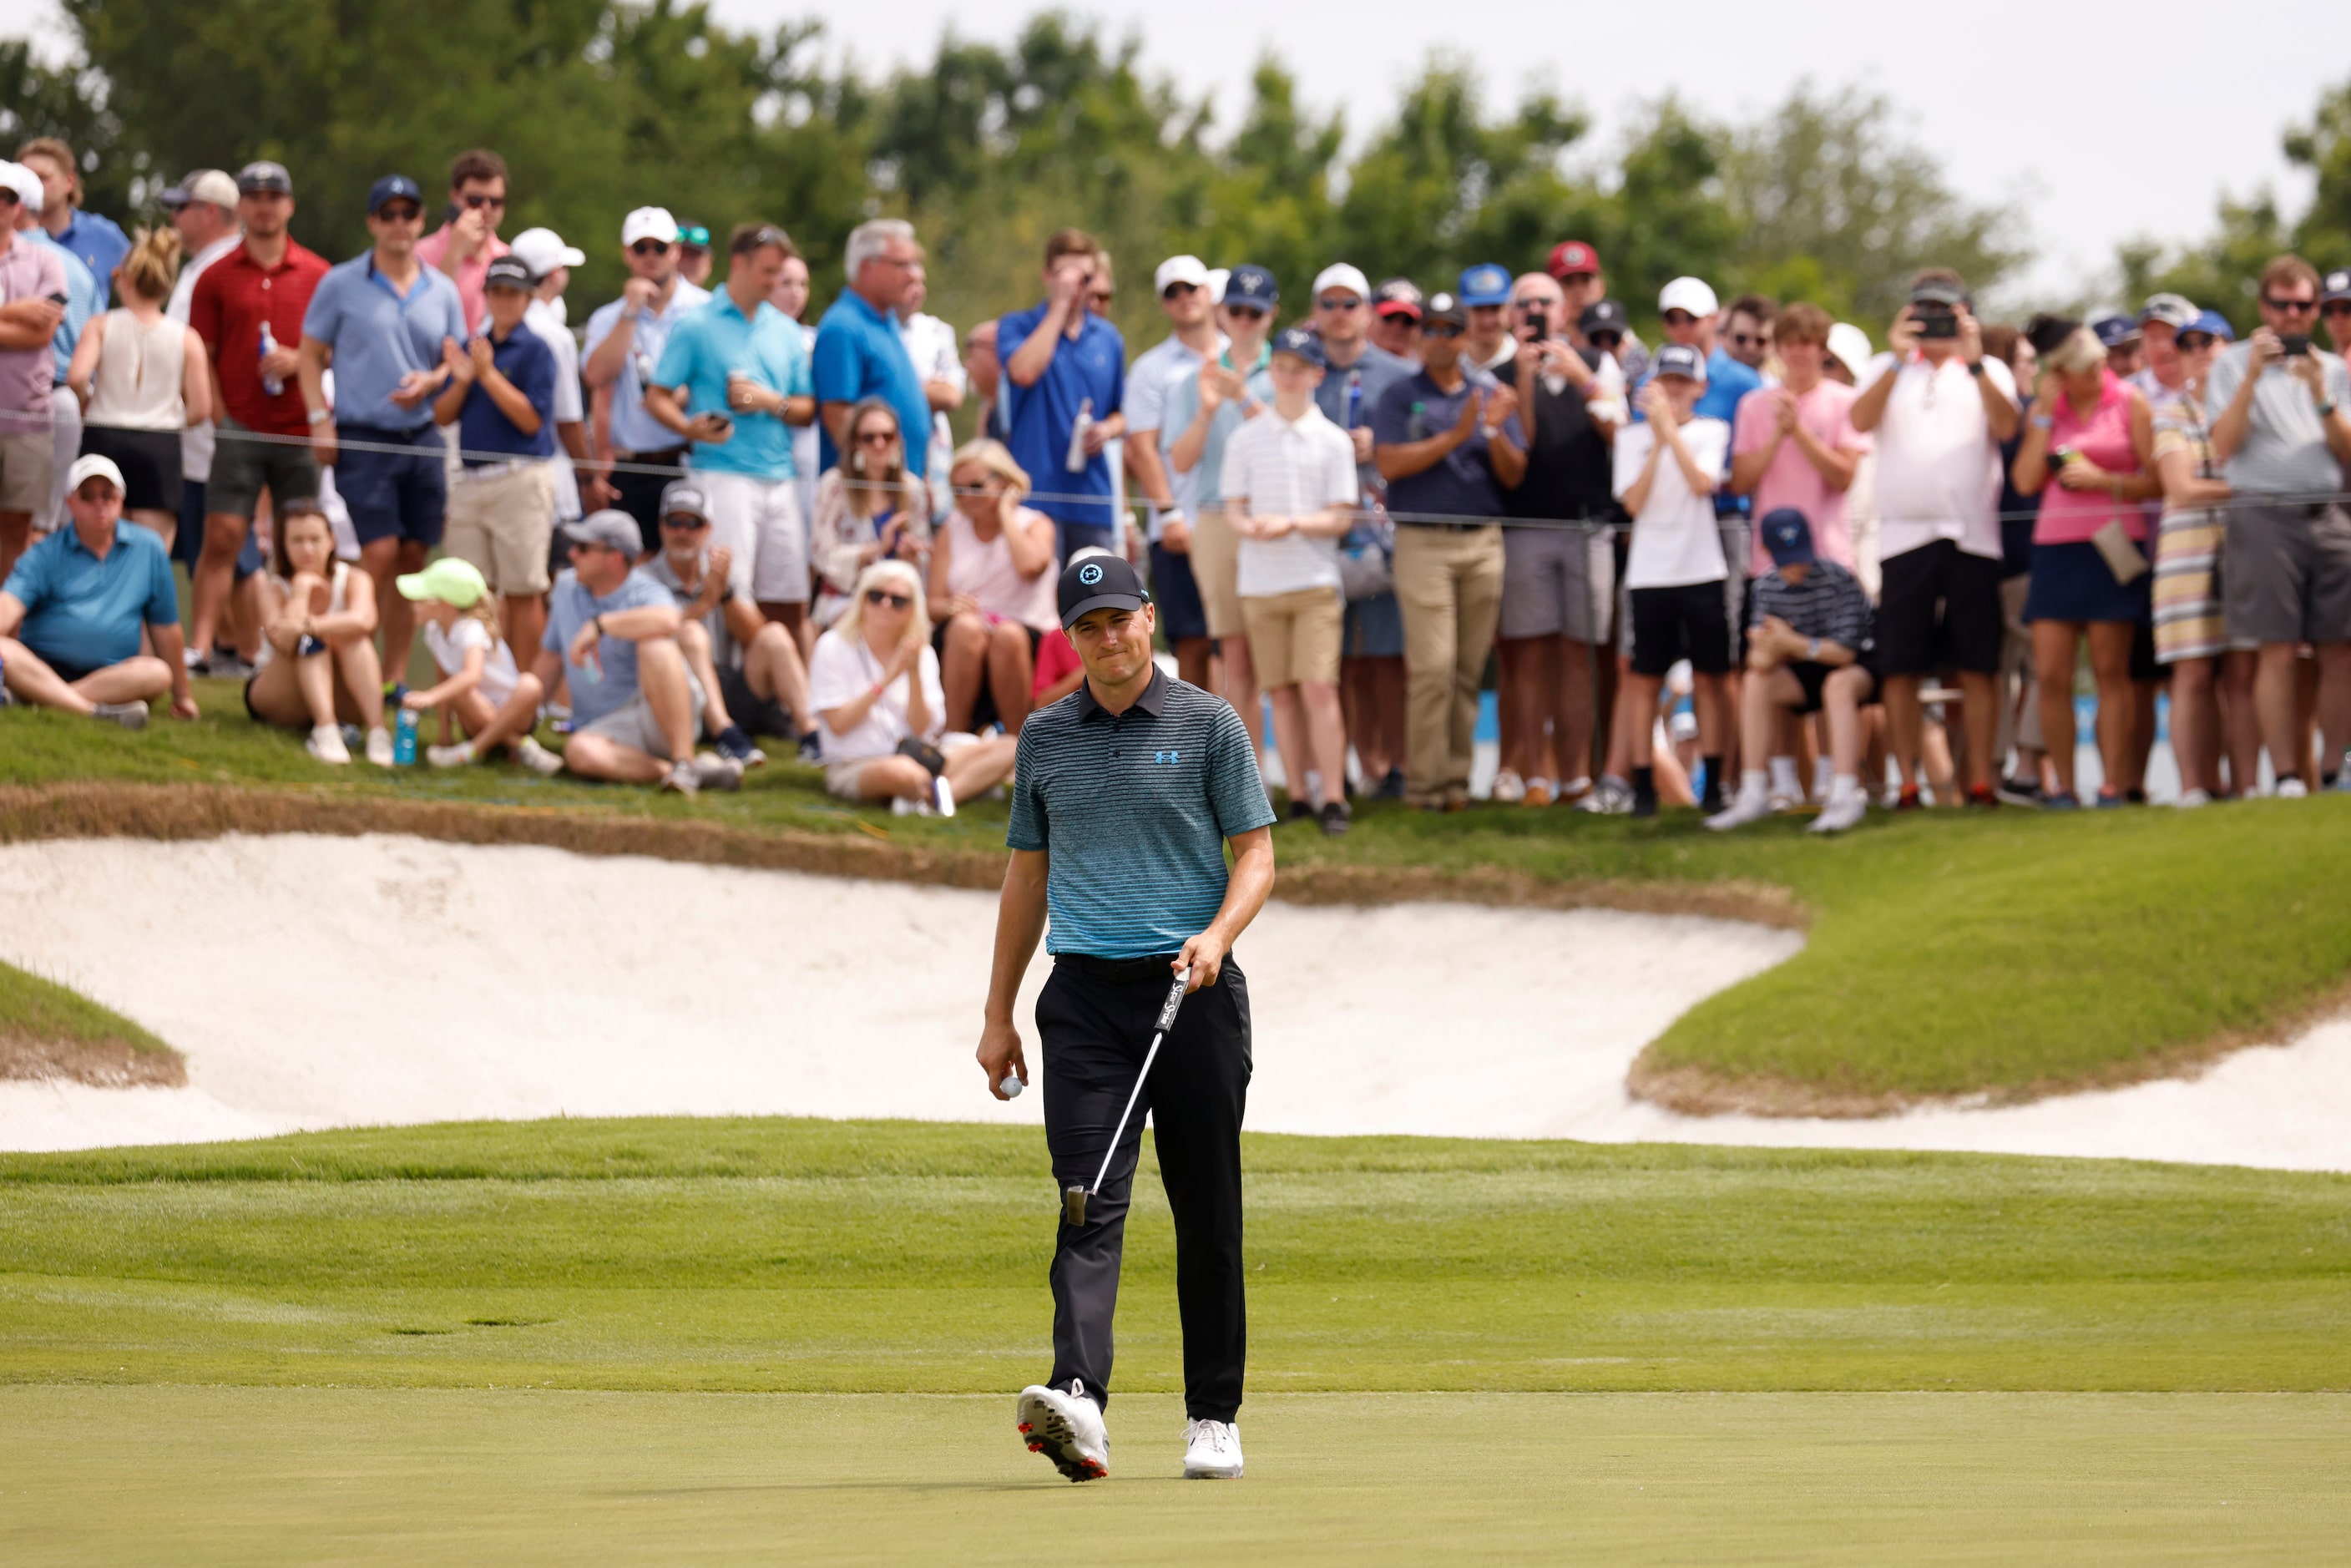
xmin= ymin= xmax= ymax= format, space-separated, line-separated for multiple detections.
xmin=811 ymin=290 xmax=930 ymax=476
xmin=541 ymin=566 xmax=677 ymax=729
xmin=650 ymin=289 xmax=811 ymax=480
xmin=582 ymin=281 xmax=711 ymax=454
xmin=27 ymin=232 xmax=94 ymax=382
xmin=3 ymin=521 xmax=179 ymax=673
xmin=300 ymin=252 xmax=468 ymax=432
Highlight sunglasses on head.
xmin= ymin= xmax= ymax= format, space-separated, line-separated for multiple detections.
xmin=460 ymin=192 xmax=505 ymax=210
xmin=630 ymin=239 xmax=673 ymax=256
xmin=1423 ymin=322 xmax=1464 ymax=339
xmin=865 ymin=589 xmax=912 ymax=609
xmin=2263 ymin=296 xmax=2318 ymax=313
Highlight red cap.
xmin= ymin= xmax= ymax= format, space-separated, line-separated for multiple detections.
xmin=1547 ymin=240 xmax=1599 ymax=280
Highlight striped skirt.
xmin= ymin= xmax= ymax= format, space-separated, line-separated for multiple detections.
xmin=2151 ymin=506 xmax=2230 ymax=664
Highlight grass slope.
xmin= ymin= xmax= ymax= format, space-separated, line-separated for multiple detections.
xmin=0 ymin=958 xmax=181 ymax=1086
xmin=6 ymin=1387 xmax=2346 ymax=1565
xmin=8 ymin=682 xmax=2351 ymax=1104
xmin=3 ymin=1118 xmax=2344 ymax=1393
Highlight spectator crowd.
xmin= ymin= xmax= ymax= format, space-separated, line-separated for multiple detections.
xmin=7 ymin=135 xmax=2351 ymax=828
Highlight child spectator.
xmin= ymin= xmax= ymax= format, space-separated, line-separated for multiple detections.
xmin=396 ymin=556 xmax=560 ymax=774
xmin=243 ymin=497 xmax=390 ymax=765
xmin=1612 ymin=343 xmax=1734 ymax=816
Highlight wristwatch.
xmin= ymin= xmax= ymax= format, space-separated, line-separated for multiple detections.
xmin=306 ymin=407 xmax=330 ymax=427
xmin=1964 ymin=361 xmax=1985 ymax=377
xmin=1807 ymin=636 xmax=1821 ymax=661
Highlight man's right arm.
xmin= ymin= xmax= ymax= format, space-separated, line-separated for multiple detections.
xmin=1847 ymin=360 xmax=1898 ymax=434
xmin=0 ymin=589 xmax=25 ymax=640
xmin=1005 ymin=304 xmax=1069 ymax=389
xmin=976 ymin=847 xmax=1050 ymax=1097
xmin=2208 ymin=352 xmax=2261 ymax=464
xmin=580 ymin=306 xmax=635 ymax=388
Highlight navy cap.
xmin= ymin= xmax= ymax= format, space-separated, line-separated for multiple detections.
xmin=2325 ymin=269 xmax=2351 ymax=305
xmin=1223 ymin=264 xmax=1279 ymax=312
xmin=1760 ymin=508 xmax=1817 ymax=568
xmin=1271 ymin=326 xmax=1326 ymax=369
xmin=367 ymin=174 xmax=424 ymax=215
xmin=1458 ymin=263 xmax=1510 ymax=307
xmin=1423 ymin=291 xmax=1466 ymax=327
xmin=2091 ymin=312 xmax=2141 ymax=348
xmin=2182 ymin=309 xmax=2235 ymax=344
xmin=1058 ymin=553 xmax=1150 ymax=630
xmin=1373 ymin=277 xmax=1423 ymax=318
xmin=1651 ymin=342 xmax=1706 ymax=382
xmin=236 ymin=160 xmax=292 ymax=196
xmin=1579 ymin=298 xmax=1630 ymax=338
xmin=484 ymin=255 xmax=534 ymax=291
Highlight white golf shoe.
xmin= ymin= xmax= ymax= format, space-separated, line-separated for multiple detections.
xmin=1704 ymin=784 xmax=1774 ymax=832
xmin=1182 ymin=1418 xmax=1243 ymax=1479
xmin=1810 ymin=790 xmax=1868 ymax=834
xmin=1018 ymin=1382 xmax=1110 ymax=1483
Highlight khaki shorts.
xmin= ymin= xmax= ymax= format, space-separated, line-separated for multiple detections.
xmin=575 ymin=675 xmax=705 ymax=761
xmin=444 ymin=462 xmax=559 ymax=596
xmin=1241 ymin=585 xmax=1343 ymax=688
xmin=824 ymin=756 xmax=877 ymax=800
xmin=1191 ymin=503 xmax=1245 ymax=639
xmin=0 ymin=426 xmax=54 ymax=515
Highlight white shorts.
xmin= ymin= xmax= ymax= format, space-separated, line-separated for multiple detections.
xmin=696 ymin=469 xmax=810 ymax=605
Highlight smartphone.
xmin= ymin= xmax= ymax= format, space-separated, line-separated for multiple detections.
xmin=706 ymin=413 xmax=733 ymax=438
xmin=1521 ymin=307 xmax=1549 ymax=341
xmin=2281 ymin=332 xmax=2312 ymax=358
xmin=1916 ymin=307 xmax=1959 ymax=341
xmin=43 ymin=291 xmax=67 ymax=306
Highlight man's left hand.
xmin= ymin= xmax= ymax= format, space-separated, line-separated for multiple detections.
xmin=568 ymin=620 xmax=601 ymax=666
xmin=1176 ymin=928 xmax=1230 ymax=991
xmin=169 ymin=691 xmax=200 ymax=721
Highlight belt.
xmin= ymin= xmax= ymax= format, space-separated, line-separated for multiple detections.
xmin=458 ymin=458 xmax=542 ymax=480
xmin=1060 ymin=953 xmax=1185 ymax=984
xmin=616 ymin=446 xmax=689 ymax=463
xmin=1395 ymin=518 xmax=1497 ymax=533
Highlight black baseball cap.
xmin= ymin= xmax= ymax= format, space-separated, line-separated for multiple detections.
xmin=1057 ymin=554 xmax=1149 ymax=630
xmin=1422 ymin=291 xmax=1467 ymax=328
xmin=484 ymin=255 xmax=534 ymax=291
xmin=237 ymin=160 xmax=293 ymax=196
xmin=1580 ymin=298 xmax=1630 ymax=338
xmin=2326 ymin=269 xmax=2351 ymax=305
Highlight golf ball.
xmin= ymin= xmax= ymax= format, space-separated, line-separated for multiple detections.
xmin=999 ymin=1073 xmax=1024 ymax=1100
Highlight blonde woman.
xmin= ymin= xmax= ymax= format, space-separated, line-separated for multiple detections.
xmin=809 ymin=397 xmax=931 ymax=629
xmin=928 ymin=438 xmax=1059 ymax=733
xmin=806 ymin=558 xmax=1016 ymax=815
xmin=66 ymin=227 xmax=212 ymax=550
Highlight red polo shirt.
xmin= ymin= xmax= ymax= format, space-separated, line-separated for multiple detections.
xmin=188 ymin=238 xmax=331 ymax=437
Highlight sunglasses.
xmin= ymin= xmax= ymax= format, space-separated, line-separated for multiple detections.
xmin=1423 ymin=323 xmax=1464 ymax=339
xmin=460 ymin=193 xmax=506 ymax=210
xmin=2323 ymin=302 xmax=2351 ymax=317
xmin=630 ymin=239 xmax=673 ymax=256
xmin=1661 ymin=311 xmax=1698 ymax=327
xmin=662 ymin=513 xmax=709 ymax=530
xmin=1589 ymin=331 xmax=1623 ymax=349
xmin=1317 ymin=296 xmax=1364 ymax=311
xmin=2262 ymin=296 xmax=2318 ymax=314
xmin=855 ymin=428 xmax=897 ymax=446
xmin=865 ymin=589 xmax=912 ymax=609
xmin=1225 ymin=305 xmax=1269 ymax=321
xmin=1087 ymin=289 xmax=1115 ymax=305
xmin=2176 ymin=333 xmax=2216 ymax=351
xmin=1161 ymin=282 xmax=1200 ymax=300
xmin=375 ymin=204 xmax=422 ymax=224
xmin=1728 ymin=331 xmax=1767 ymax=348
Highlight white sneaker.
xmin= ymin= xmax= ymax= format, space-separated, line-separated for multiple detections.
xmin=513 ymin=736 xmax=564 ymax=776
xmin=1182 ymin=1418 xmax=1244 ymax=1479
xmin=91 ymin=700 xmax=149 ymax=730
xmin=1810 ymin=792 xmax=1868 ymax=834
xmin=933 ymin=772 xmax=956 ymax=817
xmin=363 ymin=726 xmax=395 ymax=766
xmin=1705 ymin=787 xmax=1774 ymax=832
xmin=1576 ymin=776 xmax=1633 ymax=815
xmin=306 ymin=725 xmax=351 ymax=766
xmin=660 ymin=757 xmax=700 ymax=796
xmin=2278 ymin=777 xmax=2309 ymax=799
xmin=2176 ymin=787 xmax=2212 ymax=809
xmin=890 ymin=794 xmax=933 ymax=817
xmin=692 ymin=752 xmax=744 ymax=792
xmin=1490 ymin=767 xmax=1526 ymax=803
xmin=426 ymin=741 xmax=474 ymax=768
xmin=1017 ymin=1383 xmax=1109 ymax=1483
xmin=1767 ymin=791 xmax=1802 ymax=816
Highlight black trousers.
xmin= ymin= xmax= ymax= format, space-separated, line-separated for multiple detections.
xmin=1040 ymin=953 xmax=1251 ymax=1423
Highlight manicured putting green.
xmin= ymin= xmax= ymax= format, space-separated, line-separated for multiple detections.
xmin=3 ymin=1386 xmax=2343 ymax=1564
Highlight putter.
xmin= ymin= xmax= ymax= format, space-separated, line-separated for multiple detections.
xmin=1063 ymin=967 xmax=1192 ymax=1228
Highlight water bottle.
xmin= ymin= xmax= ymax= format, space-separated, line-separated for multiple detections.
xmin=393 ymin=707 xmax=419 ymax=766
xmin=258 ymin=321 xmax=283 ymax=397
xmin=1064 ymin=397 xmax=1094 ymax=473
xmin=1345 ymin=369 xmax=1363 ymax=429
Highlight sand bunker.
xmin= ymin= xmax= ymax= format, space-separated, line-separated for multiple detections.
xmin=0 ymin=833 xmax=2344 ymax=1172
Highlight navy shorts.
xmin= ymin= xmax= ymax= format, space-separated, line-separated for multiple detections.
xmin=336 ymin=425 xmax=447 ymax=549
xmin=1149 ymin=542 xmax=1208 ymax=641
xmin=1055 ymin=519 xmax=1117 ymax=563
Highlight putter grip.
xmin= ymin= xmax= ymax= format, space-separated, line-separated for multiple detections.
xmin=1155 ymin=969 xmax=1191 ymax=1034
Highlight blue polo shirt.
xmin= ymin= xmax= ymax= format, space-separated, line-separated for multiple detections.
xmin=651 ymin=289 xmax=811 ymax=480
xmin=301 ymin=253 xmax=468 ymax=432
xmin=27 ymin=232 xmax=95 ymax=382
xmin=1008 ymin=666 xmax=1275 ymax=959
xmin=1697 ymin=347 xmax=1762 ymax=424
xmin=999 ymin=302 xmax=1125 ymax=529
xmin=3 ymin=521 xmax=179 ymax=673
xmin=810 ymin=291 xmax=929 ymax=476
xmin=458 ymin=322 xmax=557 ymax=464
xmin=541 ymin=567 xmax=676 ymax=729
xmin=1370 ymin=366 xmax=1519 ymax=525
xmin=54 ymin=210 xmax=129 ymax=310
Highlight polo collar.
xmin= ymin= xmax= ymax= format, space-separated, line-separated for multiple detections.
xmin=1078 ymin=662 xmax=1168 ymax=722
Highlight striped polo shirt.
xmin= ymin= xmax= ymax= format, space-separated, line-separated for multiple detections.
xmin=1008 ymin=665 xmax=1275 ymax=959
xmin=1746 ymin=558 xmax=1874 ymax=655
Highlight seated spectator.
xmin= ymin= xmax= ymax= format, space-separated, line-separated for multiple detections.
xmin=811 ymin=396 xmax=929 ymax=629
xmin=928 ymin=438 xmax=1059 ymax=734
xmin=1706 ymin=509 xmax=1878 ymax=834
xmin=644 ymin=478 xmax=816 ymax=765
xmin=536 ymin=509 xmax=740 ymax=796
xmin=394 ymin=555 xmax=559 ymax=774
xmin=245 ymin=495 xmax=390 ymax=763
xmin=65 ymin=227 xmax=211 ymax=552
xmin=0 ymin=453 xmax=195 ymax=726
xmin=2011 ymin=326 xmax=2161 ymax=807
xmin=1612 ymin=344 xmax=1734 ymax=817
xmin=807 ymin=558 xmax=1017 ymax=815
xmin=431 ymin=253 xmax=558 ymax=663
xmin=1224 ymin=326 xmax=1359 ymax=834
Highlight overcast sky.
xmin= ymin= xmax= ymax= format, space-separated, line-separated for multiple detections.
xmin=7 ymin=0 xmax=2338 ymax=308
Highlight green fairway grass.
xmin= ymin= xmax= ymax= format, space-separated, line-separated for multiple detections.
xmin=9 ymin=685 xmax=2351 ymax=1105
xmin=3 ymin=1119 xmax=2345 ymax=1393
xmin=4 ymin=1386 xmax=2343 ymax=1565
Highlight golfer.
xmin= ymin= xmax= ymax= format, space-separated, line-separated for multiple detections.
xmin=978 ymin=554 xmax=1277 ymax=1484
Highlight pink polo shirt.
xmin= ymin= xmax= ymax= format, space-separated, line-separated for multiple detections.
xmin=415 ymin=224 xmax=511 ymax=333
xmin=1732 ymin=379 xmax=1868 ymax=574
xmin=0 ymin=230 xmax=67 ymax=423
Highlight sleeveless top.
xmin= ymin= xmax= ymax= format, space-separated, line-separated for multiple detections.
xmin=83 ymin=308 xmax=187 ymax=432
xmin=943 ymin=503 xmax=1060 ymax=633
xmin=2035 ymin=370 xmax=2146 ymax=544
xmin=255 ymin=562 xmax=350 ymax=669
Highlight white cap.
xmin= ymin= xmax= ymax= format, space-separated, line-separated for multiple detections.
xmin=620 ymin=206 xmax=679 ymax=248
xmin=1205 ymin=267 xmax=1231 ymax=306
xmin=1154 ymin=254 xmax=1209 ymax=295
xmin=508 ymin=226 xmax=586 ymax=276
xmin=1311 ymin=263 xmax=1371 ymax=302
xmin=1657 ymin=276 xmax=1719 ymax=317
xmin=0 ymin=160 xmax=42 ymax=215
xmin=65 ymin=453 xmax=125 ymax=494
xmin=1826 ymin=321 xmax=1874 ymax=377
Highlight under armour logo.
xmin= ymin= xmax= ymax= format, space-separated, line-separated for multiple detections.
xmin=1154 ymin=750 xmax=1181 ymax=765
xmin=1079 ymin=563 xmax=1105 ymax=586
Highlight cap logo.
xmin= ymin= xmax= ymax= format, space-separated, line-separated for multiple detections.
xmin=1079 ymin=563 xmax=1105 ymax=587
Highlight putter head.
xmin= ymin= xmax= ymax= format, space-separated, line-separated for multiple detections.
xmin=1063 ymin=1185 xmax=1088 ymax=1227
